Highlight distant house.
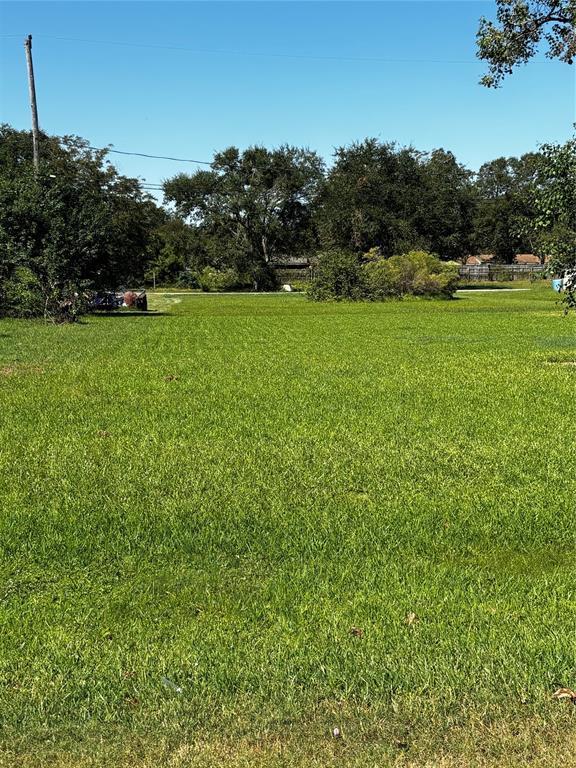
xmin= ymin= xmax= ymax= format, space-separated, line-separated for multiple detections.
xmin=513 ymin=253 xmax=541 ymax=265
xmin=464 ymin=254 xmax=495 ymax=266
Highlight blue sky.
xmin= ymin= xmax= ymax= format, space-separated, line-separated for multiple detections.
xmin=1 ymin=1 xmax=574 ymax=197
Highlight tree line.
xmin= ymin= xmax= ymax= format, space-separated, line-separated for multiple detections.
xmin=0 ymin=123 xmax=574 ymax=316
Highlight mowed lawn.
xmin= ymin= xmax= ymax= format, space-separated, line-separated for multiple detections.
xmin=0 ymin=287 xmax=575 ymax=767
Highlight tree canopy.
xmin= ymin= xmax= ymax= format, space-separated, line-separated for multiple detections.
xmin=317 ymin=140 xmax=474 ymax=261
xmin=163 ymin=145 xmax=325 ymax=285
xmin=477 ymin=0 xmax=576 ymax=86
xmin=472 ymin=153 xmax=543 ymax=260
xmin=526 ymin=138 xmax=576 ymax=279
xmin=0 ymin=124 xmax=164 ymax=318
xmin=2 ymin=124 xmax=573 ymax=313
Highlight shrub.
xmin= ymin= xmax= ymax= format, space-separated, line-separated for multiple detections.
xmin=308 ymin=251 xmax=366 ymax=301
xmin=0 ymin=267 xmax=85 ymax=321
xmin=174 ymin=270 xmax=200 ymax=289
xmin=0 ymin=267 xmax=44 ymax=317
xmin=308 ymin=250 xmax=459 ymax=301
xmin=288 ymin=279 xmax=310 ymax=292
xmin=364 ymin=251 xmax=459 ymax=299
xmin=197 ymin=267 xmax=241 ymax=292
xmin=362 ymin=259 xmax=401 ymax=299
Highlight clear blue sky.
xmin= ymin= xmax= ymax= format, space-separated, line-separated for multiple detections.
xmin=1 ymin=1 xmax=574 ymax=197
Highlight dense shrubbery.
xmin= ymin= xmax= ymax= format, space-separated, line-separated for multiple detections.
xmin=0 ymin=267 xmax=44 ymax=318
xmin=195 ymin=263 xmax=279 ymax=292
xmin=364 ymin=251 xmax=459 ymax=298
xmin=197 ymin=267 xmax=244 ymax=292
xmin=308 ymin=250 xmax=459 ymax=301
xmin=307 ymin=250 xmax=367 ymax=301
xmin=0 ymin=125 xmax=164 ymax=321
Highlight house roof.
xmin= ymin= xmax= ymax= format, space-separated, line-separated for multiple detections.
xmin=465 ymin=256 xmax=482 ymax=265
xmin=477 ymin=254 xmax=495 ymax=262
xmin=514 ymin=253 xmax=541 ymax=264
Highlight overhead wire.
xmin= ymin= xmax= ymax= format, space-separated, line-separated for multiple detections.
xmin=88 ymin=146 xmax=212 ymax=164
xmin=0 ymin=32 xmax=492 ymax=65
xmin=8 ymin=30 xmax=528 ymax=192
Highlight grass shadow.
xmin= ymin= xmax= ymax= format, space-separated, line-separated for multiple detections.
xmin=86 ymin=311 xmax=169 ymax=318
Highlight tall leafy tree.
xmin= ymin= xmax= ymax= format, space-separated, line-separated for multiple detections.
xmin=145 ymin=217 xmax=210 ymax=285
xmin=318 ymin=140 xmax=474 ymax=260
xmin=472 ymin=153 xmax=542 ymax=261
xmin=163 ymin=145 xmax=325 ymax=282
xmin=477 ymin=0 xmax=576 ymax=86
xmin=0 ymin=125 xmax=163 ymax=318
xmin=526 ymin=137 xmax=576 ymax=295
xmin=417 ymin=150 xmax=475 ymax=260
xmin=317 ymin=139 xmax=424 ymax=256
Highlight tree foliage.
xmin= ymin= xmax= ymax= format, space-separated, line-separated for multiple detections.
xmin=477 ymin=0 xmax=576 ymax=87
xmin=145 ymin=217 xmax=208 ymax=286
xmin=317 ymin=140 xmax=423 ymax=256
xmin=163 ymin=145 xmax=325 ymax=284
xmin=415 ymin=150 xmax=476 ymax=260
xmin=525 ymin=137 xmax=576 ymax=304
xmin=317 ymin=140 xmax=474 ymax=261
xmin=0 ymin=125 xmax=164 ymax=319
xmin=472 ymin=153 xmax=543 ymax=261
xmin=2 ymin=124 xmax=572 ymax=309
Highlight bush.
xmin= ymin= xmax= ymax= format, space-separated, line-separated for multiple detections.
xmin=369 ymin=251 xmax=458 ymax=298
xmin=0 ymin=267 xmax=44 ymax=317
xmin=308 ymin=251 xmax=366 ymax=301
xmin=174 ymin=270 xmax=200 ymax=289
xmin=308 ymin=250 xmax=458 ymax=301
xmin=288 ymin=279 xmax=310 ymax=292
xmin=197 ymin=267 xmax=241 ymax=292
xmin=0 ymin=268 xmax=87 ymax=322
xmin=385 ymin=251 xmax=459 ymax=298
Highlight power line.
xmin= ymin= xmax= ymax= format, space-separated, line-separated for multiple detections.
xmin=0 ymin=32 xmax=508 ymax=65
xmin=88 ymin=146 xmax=212 ymax=164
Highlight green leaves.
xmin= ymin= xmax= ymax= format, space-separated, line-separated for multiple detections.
xmin=309 ymin=250 xmax=459 ymax=301
xmin=477 ymin=0 xmax=576 ymax=87
xmin=317 ymin=140 xmax=474 ymax=261
xmin=0 ymin=125 xmax=165 ymax=319
xmin=523 ymin=138 xmax=576 ymax=283
xmin=162 ymin=145 xmax=325 ymax=276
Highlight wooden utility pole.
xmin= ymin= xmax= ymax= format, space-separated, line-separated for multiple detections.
xmin=24 ymin=34 xmax=40 ymax=172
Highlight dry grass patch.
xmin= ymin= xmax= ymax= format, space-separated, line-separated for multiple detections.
xmin=0 ymin=363 xmax=44 ymax=377
xmin=3 ymin=709 xmax=576 ymax=768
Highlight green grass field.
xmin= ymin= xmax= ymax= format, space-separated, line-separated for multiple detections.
xmin=1 ymin=287 xmax=575 ymax=767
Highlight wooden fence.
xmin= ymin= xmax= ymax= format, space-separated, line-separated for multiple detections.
xmin=459 ymin=264 xmax=545 ymax=281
